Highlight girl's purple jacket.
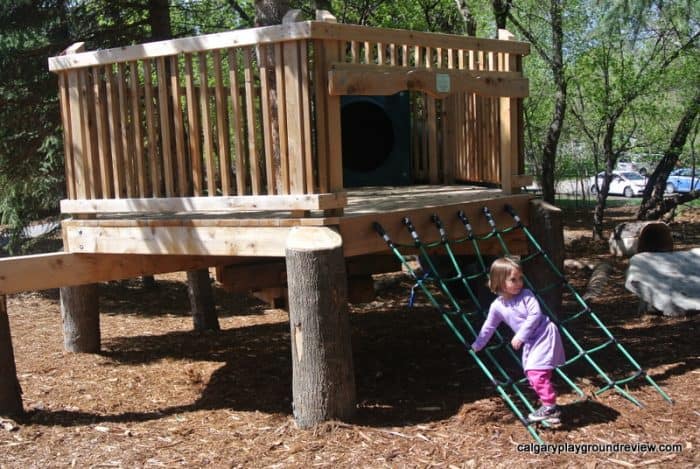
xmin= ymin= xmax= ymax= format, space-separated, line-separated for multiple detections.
xmin=472 ymin=288 xmax=565 ymax=371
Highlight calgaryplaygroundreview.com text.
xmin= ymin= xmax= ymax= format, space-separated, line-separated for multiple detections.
xmin=517 ymin=442 xmax=684 ymax=455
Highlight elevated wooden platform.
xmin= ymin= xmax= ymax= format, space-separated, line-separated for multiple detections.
xmin=61 ymin=185 xmax=531 ymax=258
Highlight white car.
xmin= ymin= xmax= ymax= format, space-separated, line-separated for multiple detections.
xmin=590 ymin=171 xmax=647 ymax=197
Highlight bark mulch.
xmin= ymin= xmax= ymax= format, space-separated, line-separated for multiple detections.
xmin=1 ymin=204 xmax=698 ymax=467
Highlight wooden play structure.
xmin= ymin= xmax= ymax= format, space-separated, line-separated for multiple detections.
xmin=1 ymin=11 xmax=561 ymax=426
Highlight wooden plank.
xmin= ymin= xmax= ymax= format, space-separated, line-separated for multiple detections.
xmin=198 ymin=52 xmax=217 ymax=196
xmin=142 ymin=60 xmax=161 ymax=197
xmin=156 ymin=57 xmax=175 ymax=196
xmin=49 ymin=22 xmax=315 ymax=71
xmin=82 ymin=68 xmax=101 ymax=199
xmin=169 ymin=55 xmax=189 ymax=196
xmin=243 ymin=47 xmax=261 ymax=195
xmin=228 ymin=49 xmax=247 ymax=195
xmin=299 ymin=41 xmax=314 ymax=194
xmin=105 ymin=64 xmax=126 ymax=198
xmin=274 ymin=43 xmax=290 ymax=194
xmin=211 ymin=50 xmax=232 ymax=196
xmin=324 ymin=41 xmax=343 ymax=192
xmin=58 ymin=73 xmax=76 ymax=199
xmin=116 ymin=62 xmax=136 ymax=198
xmin=129 ymin=61 xmax=147 ymax=197
xmin=312 ymin=40 xmax=328 ymax=193
xmin=328 ymin=64 xmax=528 ymax=99
xmin=427 ymin=96 xmax=438 ymax=183
xmin=184 ymin=54 xmax=203 ymax=196
xmin=350 ymin=40 xmax=359 ymax=63
xmin=49 ymin=22 xmax=529 ymax=72
xmin=0 ymin=253 xmax=238 ymax=295
xmin=339 ymin=194 xmax=532 ymax=257
xmin=67 ymin=68 xmax=88 ymax=199
xmin=64 ymin=225 xmax=297 ymax=257
xmin=283 ymin=40 xmax=306 ymax=194
xmin=60 ymin=192 xmax=348 ymax=214
xmin=258 ymin=45 xmax=276 ymax=195
xmin=217 ymin=260 xmax=287 ymax=293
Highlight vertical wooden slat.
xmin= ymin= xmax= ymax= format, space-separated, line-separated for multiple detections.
xmin=58 ymin=73 xmax=76 ymax=199
xmin=105 ymin=65 xmax=125 ymax=198
xmin=299 ymin=42 xmax=314 ymax=194
xmin=389 ymin=43 xmax=396 ymax=66
xmin=64 ymin=44 xmax=89 ymax=200
xmin=283 ymin=40 xmax=306 ymax=194
xmin=275 ymin=43 xmax=290 ymax=194
xmin=184 ymin=54 xmax=202 ymax=196
xmin=212 ymin=50 xmax=232 ymax=196
xmin=142 ymin=60 xmax=161 ymax=197
xmin=414 ymin=45 xmax=422 ymax=68
xmin=82 ymin=69 xmax=101 ymax=199
xmin=156 ymin=57 xmax=175 ymax=197
xmin=427 ymin=95 xmax=439 ymax=184
xmin=169 ymin=56 xmax=189 ymax=196
xmin=363 ymin=41 xmax=371 ymax=64
xmin=324 ymin=40 xmax=343 ymax=192
xmin=92 ymin=67 xmax=113 ymax=198
xmin=377 ymin=42 xmax=385 ymax=65
xmin=350 ymin=41 xmax=359 ymax=64
xmin=258 ymin=46 xmax=275 ymax=195
xmin=128 ymin=62 xmax=146 ymax=197
xmin=228 ymin=49 xmax=247 ymax=195
xmin=402 ymin=44 xmax=409 ymax=66
xmin=243 ymin=47 xmax=261 ymax=195
xmin=198 ymin=52 xmax=217 ymax=196
xmin=116 ymin=63 xmax=135 ymax=198
xmin=312 ymin=40 xmax=328 ymax=193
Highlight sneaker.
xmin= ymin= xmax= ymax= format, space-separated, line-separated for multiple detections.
xmin=528 ymin=405 xmax=561 ymax=424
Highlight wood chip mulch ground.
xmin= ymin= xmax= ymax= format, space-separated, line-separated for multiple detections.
xmin=1 ymin=204 xmax=698 ymax=468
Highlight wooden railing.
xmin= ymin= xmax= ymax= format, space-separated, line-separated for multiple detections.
xmin=49 ymin=16 xmax=530 ymax=215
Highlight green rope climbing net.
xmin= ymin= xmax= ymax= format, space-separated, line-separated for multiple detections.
xmin=373 ymin=204 xmax=672 ymax=443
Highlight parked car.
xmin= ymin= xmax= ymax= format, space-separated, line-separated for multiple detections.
xmin=590 ymin=171 xmax=647 ymax=197
xmin=617 ymin=156 xmax=648 ymax=176
xmin=666 ymin=168 xmax=700 ymax=193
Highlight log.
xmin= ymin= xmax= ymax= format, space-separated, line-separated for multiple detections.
xmin=583 ymin=262 xmax=613 ymax=300
xmin=187 ymin=269 xmax=219 ymax=331
xmin=526 ymin=199 xmax=564 ymax=315
xmin=609 ymin=221 xmax=673 ymax=257
xmin=60 ymin=284 xmax=100 ymax=353
xmin=285 ymin=227 xmax=356 ymax=427
xmin=0 ymin=295 xmax=23 ymax=415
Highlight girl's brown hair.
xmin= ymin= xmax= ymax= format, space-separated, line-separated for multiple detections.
xmin=488 ymin=256 xmax=522 ymax=294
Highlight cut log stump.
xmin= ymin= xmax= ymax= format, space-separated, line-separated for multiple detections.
xmin=285 ymin=227 xmax=356 ymax=428
xmin=60 ymin=284 xmax=100 ymax=353
xmin=609 ymin=221 xmax=673 ymax=257
xmin=0 ymin=295 xmax=23 ymax=415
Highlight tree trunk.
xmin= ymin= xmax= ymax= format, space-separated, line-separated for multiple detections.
xmin=254 ymin=0 xmax=290 ymax=26
xmin=285 ymin=227 xmax=356 ymax=427
xmin=525 ymin=199 xmax=564 ymax=315
xmin=583 ymin=262 xmax=612 ymax=300
xmin=147 ymin=0 xmax=172 ymax=40
xmin=0 ymin=295 xmax=23 ymax=415
xmin=638 ymin=89 xmax=700 ymax=220
xmin=455 ymin=0 xmax=477 ymax=36
xmin=60 ymin=284 xmax=100 ymax=353
xmin=187 ymin=269 xmax=219 ymax=331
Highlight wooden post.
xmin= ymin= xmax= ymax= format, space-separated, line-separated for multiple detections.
xmin=60 ymin=284 xmax=100 ymax=353
xmin=498 ymin=29 xmax=520 ymax=195
xmin=0 ymin=295 xmax=23 ymax=415
xmin=187 ymin=269 xmax=219 ymax=331
xmin=285 ymin=227 xmax=356 ymax=427
xmin=526 ymin=199 xmax=564 ymax=315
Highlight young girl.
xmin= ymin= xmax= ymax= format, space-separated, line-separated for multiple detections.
xmin=471 ymin=256 xmax=565 ymax=423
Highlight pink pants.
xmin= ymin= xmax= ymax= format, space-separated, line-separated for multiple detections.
xmin=526 ymin=369 xmax=557 ymax=406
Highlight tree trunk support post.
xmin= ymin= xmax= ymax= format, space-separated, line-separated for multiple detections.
xmin=187 ymin=269 xmax=219 ymax=331
xmin=285 ymin=227 xmax=356 ymax=428
xmin=60 ymin=284 xmax=100 ymax=353
xmin=0 ymin=295 xmax=23 ymax=415
xmin=526 ymin=199 xmax=564 ymax=315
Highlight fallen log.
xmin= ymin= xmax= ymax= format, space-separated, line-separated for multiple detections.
xmin=583 ymin=262 xmax=613 ymax=300
xmin=609 ymin=221 xmax=673 ymax=257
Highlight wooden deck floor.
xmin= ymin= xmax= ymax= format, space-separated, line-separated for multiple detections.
xmin=61 ymin=185 xmax=533 ymax=258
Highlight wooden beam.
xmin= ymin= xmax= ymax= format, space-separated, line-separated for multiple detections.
xmin=328 ymin=64 xmax=528 ymax=99
xmin=339 ymin=194 xmax=532 ymax=257
xmin=64 ymin=225 xmax=299 ymax=256
xmin=0 ymin=253 xmax=238 ymax=295
xmin=60 ymin=192 xmax=347 ymax=214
